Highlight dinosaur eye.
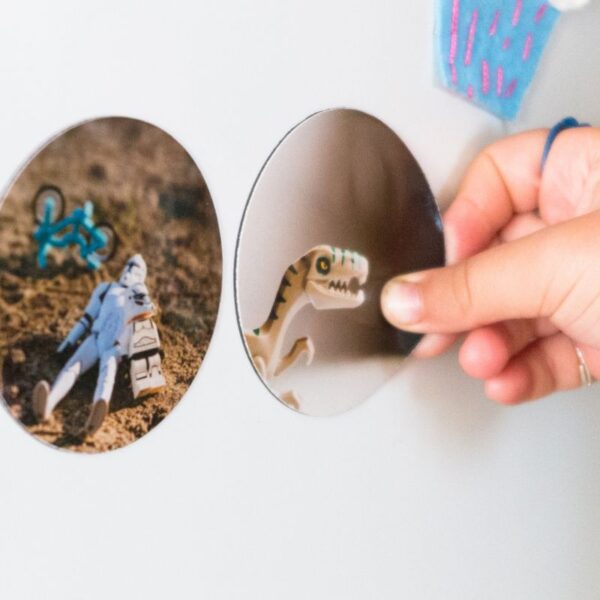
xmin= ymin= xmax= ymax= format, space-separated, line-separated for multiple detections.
xmin=316 ymin=256 xmax=331 ymax=275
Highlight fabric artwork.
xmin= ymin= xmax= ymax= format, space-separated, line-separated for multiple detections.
xmin=436 ymin=0 xmax=560 ymax=119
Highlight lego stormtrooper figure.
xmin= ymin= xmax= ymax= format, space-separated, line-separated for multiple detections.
xmin=32 ymin=254 xmax=166 ymax=436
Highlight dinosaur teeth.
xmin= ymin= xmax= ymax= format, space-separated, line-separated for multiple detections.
xmin=328 ymin=279 xmax=358 ymax=295
xmin=328 ymin=280 xmax=346 ymax=292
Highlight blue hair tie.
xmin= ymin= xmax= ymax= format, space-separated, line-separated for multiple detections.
xmin=541 ymin=117 xmax=589 ymax=170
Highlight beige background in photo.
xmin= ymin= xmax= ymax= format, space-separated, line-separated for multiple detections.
xmin=237 ymin=109 xmax=444 ymax=415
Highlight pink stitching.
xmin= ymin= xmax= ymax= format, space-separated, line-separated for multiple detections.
xmin=464 ymin=9 xmax=479 ymax=66
xmin=482 ymin=60 xmax=490 ymax=95
xmin=496 ymin=66 xmax=504 ymax=96
xmin=451 ymin=63 xmax=458 ymax=85
xmin=503 ymin=37 xmax=511 ymax=50
xmin=504 ymin=79 xmax=517 ymax=98
xmin=535 ymin=3 xmax=548 ymax=23
xmin=467 ymin=85 xmax=474 ymax=99
xmin=523 ymin=33 xmax=533 ymax=60
xmin=489 ymin=10 xmax=500 ymax=36
xmin=450 ymin=0 xmax=460 ymax=72
xmin=512 ymin=0 xmax=523 ymax=27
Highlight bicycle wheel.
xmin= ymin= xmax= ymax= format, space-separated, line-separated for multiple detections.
xmin=32 ymin=185 xmax=65 ymax=224
xmin=92 ymin=222 xmax=118 ymax=262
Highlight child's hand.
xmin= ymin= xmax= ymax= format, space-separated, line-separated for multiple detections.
xmin=381 ymin=127 xmax=600 ymax=404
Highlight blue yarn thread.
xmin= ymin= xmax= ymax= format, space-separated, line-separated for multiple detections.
xmin=541 ymin=117 xmax=589 ymax=170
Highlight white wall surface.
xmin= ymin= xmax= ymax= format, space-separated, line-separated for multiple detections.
xmin=0 ymin=1 xmax=599 ymax=599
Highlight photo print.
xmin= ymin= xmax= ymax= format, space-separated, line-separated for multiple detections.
xmin=236 ymin=109 xmax=445 ymax=416
xmin=0 ymin=117 xmax=222 ymax=452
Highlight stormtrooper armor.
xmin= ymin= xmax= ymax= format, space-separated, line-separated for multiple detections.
xmin=129 ymin=317 xmax=166 ymax=399
xmin=32 ymin=254 xmax=166 ymax=436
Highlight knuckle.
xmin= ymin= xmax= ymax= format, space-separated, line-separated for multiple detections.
xmin=553 ymin=277 xmax=600 ymax=340
xmin=451 ymin=260 xmax=475 ymax=320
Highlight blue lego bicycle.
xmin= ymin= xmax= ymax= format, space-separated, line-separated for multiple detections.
xmin=32 ymin=185 xmax=118 ymax=270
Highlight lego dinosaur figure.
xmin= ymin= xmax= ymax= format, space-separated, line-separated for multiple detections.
xmin=244 ymin=245 xmax=369 ymax=409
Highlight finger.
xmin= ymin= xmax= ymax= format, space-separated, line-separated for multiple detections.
xmin=541 ymin=127 xmax=600 ymax=223
xmin=484 ymin=335 xmax=600 ymax=405
xmin=444 ymin=129 xmax=548 ymax=263
xmin=459 ymin=318 xmax=558 ymax=380
xmin=381 ymin=211 xmax=600 ymax=335
xmin=410 ymin=227 xmax=535 ymax=361
xmin=412 ymin=333 xmax=459 ymax=358
xmin=499 ymin=212 xmax=546 ymax=243
xmin=412 ymin=231 xmax=505 ymax=357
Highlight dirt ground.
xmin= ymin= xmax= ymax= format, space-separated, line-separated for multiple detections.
xmin=0 ymin=118 xmax=222 ymax=453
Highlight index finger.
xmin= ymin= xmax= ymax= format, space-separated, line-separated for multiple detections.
xmin=444 ymin=129 xmax=548 ymax=264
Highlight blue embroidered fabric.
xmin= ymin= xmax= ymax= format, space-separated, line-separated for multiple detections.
xmin=436 ymin=0 xmax=560 ymax=120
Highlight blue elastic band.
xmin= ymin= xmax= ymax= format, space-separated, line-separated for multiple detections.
xmin=541 ymin=117 xmax=589 ymax=170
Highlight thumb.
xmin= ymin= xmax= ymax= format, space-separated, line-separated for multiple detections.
xmin=380 ymin=212 xmax=600 ymax=335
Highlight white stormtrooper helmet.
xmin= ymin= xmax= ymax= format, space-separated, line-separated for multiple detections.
xmin=125 ymin=282 xmax=155 ymax=322
xmin=119 ymin=254 xmax=147 ymax=288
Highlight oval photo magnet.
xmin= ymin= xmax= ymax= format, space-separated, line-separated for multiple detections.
xmin=0 ymin=117 xmax=222 ymax=452
xmin=236 ymin=109 xmax=445 ymax=416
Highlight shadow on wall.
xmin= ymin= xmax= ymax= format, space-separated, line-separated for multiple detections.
xmin=400 ymin=349 xmax=504 ymax=458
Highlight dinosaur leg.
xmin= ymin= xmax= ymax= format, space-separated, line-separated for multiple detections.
xmin=279 ymin=390 xmax=301 ymax=410
xmin=252 ymin=355 xmax=268 ymax=379
xmin=274 ymin=337 xmax=315 ymax=377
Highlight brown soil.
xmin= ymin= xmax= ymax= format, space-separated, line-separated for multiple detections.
xmin=0 ymin=118 xmax=222 ymax=453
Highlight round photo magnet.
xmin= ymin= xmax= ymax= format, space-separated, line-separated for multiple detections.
xmin=235 ymin=109 xmax=445 ymax=416
xmin=0 ymin=117 xmax=222 ymax=452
